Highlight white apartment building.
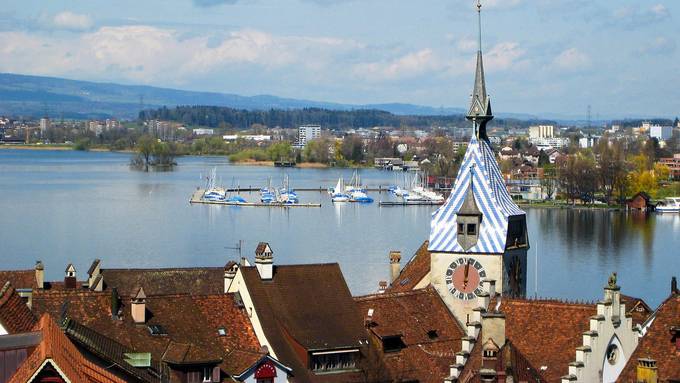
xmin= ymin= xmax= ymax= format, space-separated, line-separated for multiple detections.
xmin=650 ymin=125 xmax=673 ymax=141
xmin=528 ymin=125 xmax=554 ymax=139
xmin=39 ymin=118 xmax=50 ymax=135
xmin=531 ymin=137 xmax=570 ymax=149
xmin=192 ymin=128 xmax=214 ymax=136
xmin=297 ymin=125 xmax=321 ymax=146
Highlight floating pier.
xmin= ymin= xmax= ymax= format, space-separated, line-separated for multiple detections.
xmin=379 ymin=200 xmax=444 ymax=206
xmin=190 ymin=189 xmax=321 ymax=207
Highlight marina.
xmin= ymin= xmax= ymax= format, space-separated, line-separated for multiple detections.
xmin=190 ymin=189 xmax=321 ymax=207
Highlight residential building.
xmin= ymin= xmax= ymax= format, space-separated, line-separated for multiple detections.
xmin=650 ymin=125 xmax=673 ymax=141
xmin=39 ymin=117 xmax=50 ymax=136
xmin=531 ymin=137 xmax=570 ymax=149
xmin=529 ymin=125 xmax=555 ymax=139
xmin=192 ymin=128 xmax=214 ymax=136
xmin=222 ymin=135 xmax=272 ymax=142
xmin=296 ymin=125 xmax=321 ymax=147
xmin=579 ymin=135 xmax=600 ymax=149
xmin=658 ymin=154 xmax=680 ymax=180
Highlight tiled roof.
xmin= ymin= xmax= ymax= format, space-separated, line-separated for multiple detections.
xmin=0 ymin=270 xmax=36 ymax=290
xmin=617 ymin=292 xmax=680 ymax=382
xmin=386 ymin=241 xmax=431 ymax=293
xmin=30 ymin=289 xmax=260 ymax=377
xmin=7 ymin=314 xmax=127 ymax=383
xmin=0 ymin=282 xmax=37 ymax=334
xmin=240 ymin=263 xmax=369 ymax=382
xmin=429 ymin=136 xmax=525 ymax=253
xmin=458 ymin=340 xmax=543 ymax=383
xmin=621 ymin=294 xmax=653 ymax=327
xmin=501 ymin=298 xmax=595 ymax=383
xmin=99 ymin=267 xmax=224 ymax=297
xmin=354 ymin=287 xmax=465 ymax=383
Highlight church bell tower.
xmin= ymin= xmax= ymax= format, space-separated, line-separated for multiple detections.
xmin=428 ymin=0 xmax=530 ymax=325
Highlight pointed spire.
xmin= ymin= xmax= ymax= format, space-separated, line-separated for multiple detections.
xmin=466 ymin=0 xmax=493 ymax=142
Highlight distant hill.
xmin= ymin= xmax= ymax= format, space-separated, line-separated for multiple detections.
xmin=0 ymin=73 xmax=467 ymax=120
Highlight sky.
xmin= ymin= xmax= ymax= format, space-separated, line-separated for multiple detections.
xmin=1 ymin=0 xmax=679 ymax=119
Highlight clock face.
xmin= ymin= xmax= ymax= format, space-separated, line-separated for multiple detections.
xmin=445 ymin=257 xmax=486 ymax=300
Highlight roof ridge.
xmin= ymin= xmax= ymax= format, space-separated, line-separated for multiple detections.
xmin=102 ymin=267 xmax=223 ymax=271
xmin=354 ymin=287 xmax=431 ymax=301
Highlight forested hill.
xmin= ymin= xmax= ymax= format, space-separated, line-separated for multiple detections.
xmin=143 ymin=105 xmax=475 ymax=130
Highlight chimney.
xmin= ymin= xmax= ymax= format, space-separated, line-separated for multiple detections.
xmin=389 ymin=251 xmax=401 ymax=283
xmin=35 ymin=261 xmax=44 ymax=289
xmin=111 ymin=287 xmax=121 ymax=320
xmin=131 ymin=287 xmax=147 ymax=324
xmin=636 ymin=358 xmax=658 ymax=383
xmin=672 ymin=276 xmax=678 ymax=295
xmin=224 ymin=261 xmax=238 ymax=293
xmin=378 ymin=280 xmax=387 ymax=294
xmin=481 ymin=301 xmax=506 ymax=350
xmin=64 ymin=263 xmax=77 ymax=289
xmin=254 ymin=242 xmax=273 ymax=280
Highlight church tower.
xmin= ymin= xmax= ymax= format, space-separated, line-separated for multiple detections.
xmin=428 ymin=0 xmax=529 ymax=325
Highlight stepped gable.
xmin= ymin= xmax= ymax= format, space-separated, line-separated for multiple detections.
xmin=30 ymin=289 xmax=262 ymax=377
xmin=617 ymin=292 xmax=680 ymax=382
xmin=99 ymin=267 xmax=224 ymax=297
xmin=429 ymin=136 xmax=525 ymax=254
xmin=7 ymin=314 xmax=127 ymax=383
xmin=0 ymin=282 xmax=37 ymax=334
xmin=354 ymin=287 xmax=465 ymax=383
xmin=239 ymin=263 xmax=369 ymax=382
xmin=387 ymin=241 xmax=431 ymax=293
xmin=501 ymin=297 xmax=596 ymax=382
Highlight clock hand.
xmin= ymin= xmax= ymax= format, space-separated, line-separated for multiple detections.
xmin=463 ymin=262 xmax=470 ymax=289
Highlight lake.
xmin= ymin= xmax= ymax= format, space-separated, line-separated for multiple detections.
xmin=0 ymin=149 xmax=678 ymax=307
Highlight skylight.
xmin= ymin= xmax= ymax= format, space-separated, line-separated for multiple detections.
xmin=218 ymin=327 xmax=226 ymax=336
xmin=148 ymin=324 xmax=167 ymax=336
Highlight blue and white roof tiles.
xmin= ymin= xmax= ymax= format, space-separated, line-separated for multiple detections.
xmin=428 ymin=136 xmax=525 ymax=254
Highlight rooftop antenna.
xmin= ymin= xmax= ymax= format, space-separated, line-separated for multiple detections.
xmin=225 ymin=240 xmax=244 ymax=259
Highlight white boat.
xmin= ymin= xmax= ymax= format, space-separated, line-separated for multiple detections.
xmin=656 ymin=197 xmax=680 ymax=212
xmin=203 ymin=168 xmax=226 ymax=201
xmin=331 ymin=177 xmax=351 ymax=202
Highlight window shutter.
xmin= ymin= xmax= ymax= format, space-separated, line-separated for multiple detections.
xmin=212 ymin=366 xmax=221 ymax=382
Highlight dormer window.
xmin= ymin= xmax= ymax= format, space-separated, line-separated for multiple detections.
xmin=456 ymin=175 xmax=483 ymax=252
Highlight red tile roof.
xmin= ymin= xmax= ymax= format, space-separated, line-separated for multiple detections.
xmin=30 ymin=289 xmax=261 ymax=377
xmin=617 ymin=292 xmax=680 ymax=382
xmin=0 ymin=270 xmax=36 ymax=290
xmin=99 ymin=267 xmax=224 ymax=297
xmin=239 ymin=263 xmax=369 ymax=382
xmin=621 ymin=294 xmax=653 ymax=327
xmin=0 ymin=282 xmax=37 ymax=334
xmin=501 ymin=298 xmax=596 ymax=383
xmin=386 ymin=241 xmax=431 ymax=293
xmin=354 ymin=287 xmax=465 ymax=383
xmin=7 ymin=314 xmax=127 ymax=383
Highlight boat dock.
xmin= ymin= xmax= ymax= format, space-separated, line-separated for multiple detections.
xmin=190 ymin=189 xmax=321 ymax=207
xmin=379 ymin=200 xmax=444 ymax=206
xmin=221 ymin=186 xmax=390 ymax=193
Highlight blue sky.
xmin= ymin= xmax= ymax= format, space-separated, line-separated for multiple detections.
xmin=1 ymin=0 xmax=678 ymax=118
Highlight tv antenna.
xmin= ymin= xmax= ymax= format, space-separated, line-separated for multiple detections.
xmin=225 ymin=240 xmax=244 ymax=259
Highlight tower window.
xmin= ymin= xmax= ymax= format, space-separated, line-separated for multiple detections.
xmin=467 ymin=224 xmax=477 ymax=235
xmin=458 ymin=223 xmax=465 ymax=234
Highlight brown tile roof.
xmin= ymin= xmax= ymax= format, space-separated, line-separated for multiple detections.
xmin=354 ymin=287 xmax=465 ymax=383
xmin=0 ymin=282 xmax=37 ymax=334
xmin=0 ymin=270 xmax=36 ymax=290
xmin=99 ymin=268 xmax=224 ymax=297
xmin=458 ymin=340 xmax=544 ymax=383
xmin=7 ymin=314 xmax=127 ymax=383
xmin=501 ymin=298 xmax=596 ymax=383
xmin=621 ymin=294 xmax=653 ymax=327
xmin=240 ymin=263 xmax=369 ymax=382
xmin=30 ymin=289 xmax=261 ymax=377
xmin=617 ymin=292 xmax=680 ymax=382
xmin=386 ymin=240 xmax=431 ymax=293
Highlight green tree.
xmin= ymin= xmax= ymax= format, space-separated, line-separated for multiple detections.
xmin=267 ymin=142 xmax=293 ymax=161
xmin=134 ymin=135 xmax=155 ymax=171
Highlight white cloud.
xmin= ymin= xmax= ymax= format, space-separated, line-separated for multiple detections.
xmin=482 ymin=0 xmax=523 ymax=10
xmin=552 ymin=47 xmax=590 ymax=71
xmin=0 ymin=26 xmax=363 ymax=84
xmin=634 ymin=36 xmax=676 ymax=56
xmin=610 ymin=3 xmax=671 ymax=28
xmin=52 ymin=11 xmax=93 ymax=31
xmin=485 ymin=42 xmax=527 ymax=71
xmin=352 ymin=49 xmax=439 ymax=81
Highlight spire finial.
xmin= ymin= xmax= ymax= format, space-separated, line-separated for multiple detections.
xmin=477 ymin=0 xmax=483 ymax=52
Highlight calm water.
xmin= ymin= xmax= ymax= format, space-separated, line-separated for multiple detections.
xmin=0 ymin=149 xmax=678 ymax=307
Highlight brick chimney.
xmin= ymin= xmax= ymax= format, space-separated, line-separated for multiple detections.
xmin=389 ymin=251 xmax=401 ymax=283
xmin=111 ymin=287 xmax=121 ymax=320
xmin=64 ymin=263 xmax=77 ymax=289
xmin=636 ymin=358 xmax=658 ymax=383
xmin=378 ymin=280 xmax=387 ymax=294
xmin=672 ymin=276 xmax=678 ymax=295
xmin=224 ymin=261 xmax=238 ymax=293
xmin=131 ymin=287 xmax=147 ymax=324
xmin=254 ymin=242 xmax=273 ymax=280
xmin=35 ymin=261 xmax=44 ymax=289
